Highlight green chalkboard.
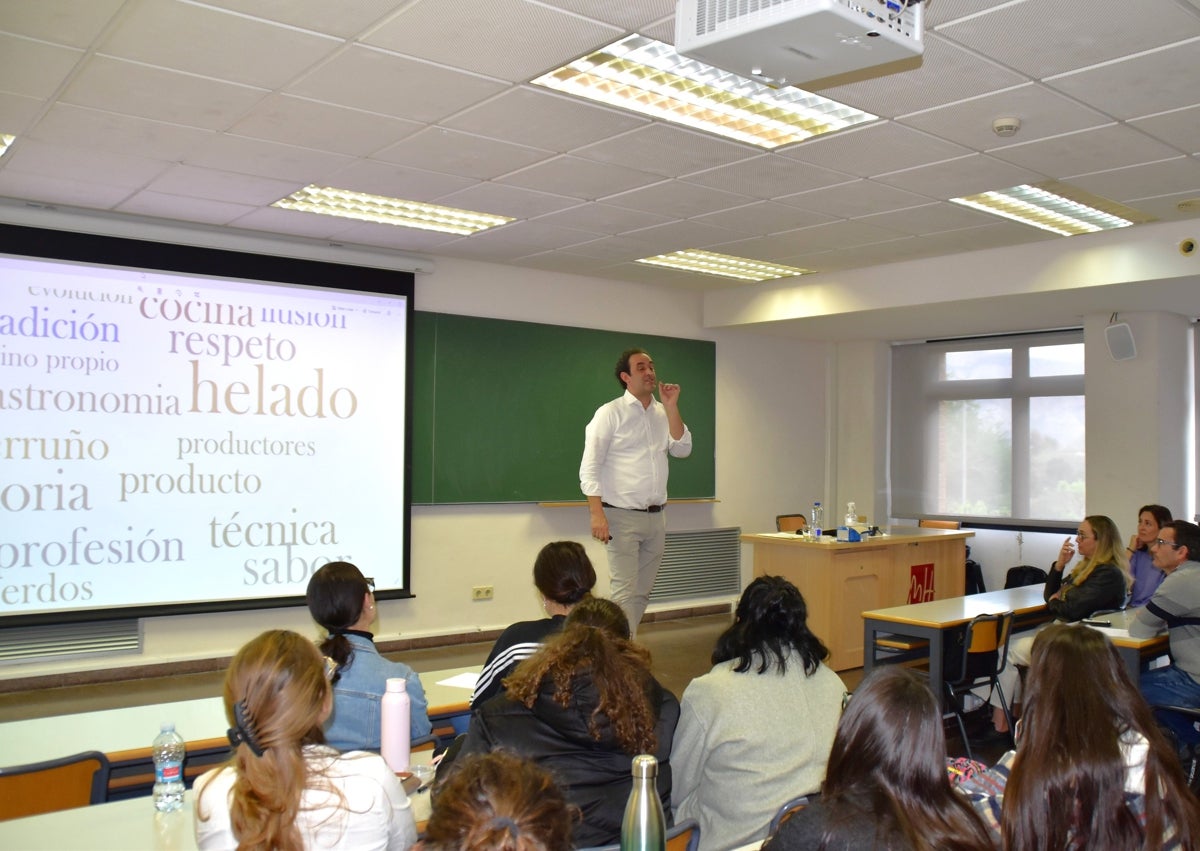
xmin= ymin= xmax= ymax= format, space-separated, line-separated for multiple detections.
xmin=412 ymin=312 xmax=715 ymax=503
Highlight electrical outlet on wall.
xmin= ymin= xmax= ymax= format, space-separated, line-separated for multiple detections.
xmin=472 ymin=586 xmax=494 ymax=601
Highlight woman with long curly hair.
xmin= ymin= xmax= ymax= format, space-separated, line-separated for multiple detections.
xmin=419 ymin=751 xmax=576 ymax=851
xmin=194 ymin=629 xmax=417 ymax=850
xmin=459 ymin=597 xmax=679 ymax=848
xmin=959 ymin=623 xmax=1200 ymax=850
xmin=764 ymin=665 xmax=992 ymax=851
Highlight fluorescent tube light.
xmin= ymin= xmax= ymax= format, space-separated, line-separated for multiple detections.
xmin=950 ymin=183 xmax=1139 ymax=236
xmin=532 ymin=35 xmax=877 ymax=149
xmin=637 ymin=249 xmax=813 ymax=281
xmin=272 ymin=185 xmax=514 ymax=235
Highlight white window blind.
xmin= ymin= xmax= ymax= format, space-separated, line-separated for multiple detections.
xmin=890 ymin=330 xmax=1085 ymax=523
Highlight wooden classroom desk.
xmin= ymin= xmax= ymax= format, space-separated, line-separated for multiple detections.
xmin=0 ymin=666 xmax=478 ymax=799
xmin=862 ymin=586 xmax=1168 ymax=701
xmin=742 ymin=527 xmax=973 ymax=670
xmin=862 ymin=584 xmax=1050 ymax=702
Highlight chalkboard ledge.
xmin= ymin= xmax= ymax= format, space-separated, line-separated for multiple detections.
xmin=538 ymin=498 xmax=719 ymax=508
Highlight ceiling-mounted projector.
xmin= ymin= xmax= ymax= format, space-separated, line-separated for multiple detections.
xmin=675 ymin=0 xmax=924 ymax=86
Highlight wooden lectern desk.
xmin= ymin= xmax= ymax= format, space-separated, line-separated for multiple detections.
xmin=740 ymin=528 xmax=972 ymax=670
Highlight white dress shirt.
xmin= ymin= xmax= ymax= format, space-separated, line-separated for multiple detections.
xmin=580 ymin=390 xmax=692 ymax=509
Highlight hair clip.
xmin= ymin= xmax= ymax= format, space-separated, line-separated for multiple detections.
xmin=228 ymin=699 xmax=266 ymax=757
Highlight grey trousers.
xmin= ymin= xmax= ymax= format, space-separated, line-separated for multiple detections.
xmin=604 ymin=507 xmax=666 ymax=637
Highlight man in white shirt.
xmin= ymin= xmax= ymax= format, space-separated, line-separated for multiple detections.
xmin=580 ymin=348 xmax=692 ymax=634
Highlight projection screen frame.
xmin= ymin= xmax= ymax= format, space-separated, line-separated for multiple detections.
xmin=0 ymin=223 xmax=415 ymax=627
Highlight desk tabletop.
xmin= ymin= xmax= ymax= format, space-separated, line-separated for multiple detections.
xmin=862 ymin=584 xmax=1048 ymax=628
xmin=742 ymin=526 xmax=974 ymax=547
xmin=863 ymin=588 xmax=1167 ymax=648
xmin=0 ymin=666 xmax=478 ymax=768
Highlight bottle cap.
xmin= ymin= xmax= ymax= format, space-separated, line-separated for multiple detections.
xmin=385 ymin=677 xmax=408 ymax=693
xmin=160 ymin=722 xmax=175 ymax=732
xmin=630 ymin=754 xmax=658 ymax=779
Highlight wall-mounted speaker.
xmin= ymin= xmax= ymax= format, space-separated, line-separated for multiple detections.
xmin=1105 ymin=322 xmax=1137 ymax=361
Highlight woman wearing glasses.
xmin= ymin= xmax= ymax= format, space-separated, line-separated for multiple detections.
xmin=195 ymin=629 xmax=418 ymax=850
xmin=306 ymin=561 xmax=431 ymax=751
xmin=991 ymin=515 xmax=1129 ymax=735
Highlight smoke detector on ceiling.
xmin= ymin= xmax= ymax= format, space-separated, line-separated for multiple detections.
xmin=992 ymin=117 xmax=1021 ymax=138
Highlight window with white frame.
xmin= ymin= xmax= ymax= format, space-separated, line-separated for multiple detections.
xmin=890 ymin=331 xmax=1085 ymax=523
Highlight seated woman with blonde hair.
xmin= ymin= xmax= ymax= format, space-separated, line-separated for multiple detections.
xmin=459 ymin=597 xmax=679 ymax=848
xmin=418 ymin=751 xmax=576 ymax=851
xmin=194 ymin=629 xmax=417 ymax=851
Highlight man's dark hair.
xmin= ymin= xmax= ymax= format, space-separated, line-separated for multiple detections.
xmin=614 ymin=348 xmax=648 ymax=389
xmin=1167 ymin=520 xmax=1200 ymax=563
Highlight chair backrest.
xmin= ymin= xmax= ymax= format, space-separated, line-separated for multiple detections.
xmin=768 ymin=795 xmax=810 ymax=835
xmin=947 ymin=612 xmax=1014 ymax=685
xmin=776 ymin=514 xmax=807 ymax=533
xmin=1004 ymin=565 xmax=1048 ymax=588
xmin=666 ymin=818 xmax=700 ymax=851
xmin=0 ymin=751 xmax=111 ymax=821
xmin=578 ymin=818 xmax=700 ymax=851
xmin=919 ymin=518 xmax=961 ymax=529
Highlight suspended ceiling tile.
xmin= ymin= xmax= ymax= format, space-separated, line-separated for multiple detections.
xmin=684 ymin=153 xmax=853 ymax=199
xmin=3 ymin=139 xmax=171 ymax=188
xmin=691 ymin=200 xmax=837 ymax=235
xmin=0 ymin=0 xmax=124 ymax=48
xmin=531 ymin=202 xmax=671 ymax=235
xmin=780 ymin=180 xmax=933 ymax=218
xmin=1070 ymin=157 xmax=1200 ymax=202
xmin=375 ymin=127 xmax=552 ymax=181
xmin=859 ymin=201 xmax=998 ymax=236
xmin=443 ymin=87 xmax=648 ymax=154
xmin=183 ymin=134 xmax=355 ymax=184
xmin=778 ymin=121 xmax=972 ymax=178
xmin=898 ymin=83 xmax=1111 ymax=151
xmin=1045 ymin=40 xmax=1200 ymax=121
xmin=602 ymin=179 xmax=753 ymax=218
xmin=540 ymin=0 xmax=676 ymax=31
xmin=0 ymin=169 xmax=133 ymax=209
xmin=143 ymin=163 xmax=303 ymax=206
xmin=196 ymin=0 xmax=402 ymax=39
xmin=575 ymin=124 xmax=756 ymax=179
xmin=286 ymin=45 xmax=507 ymax=125
xmin=498 ymin=154 xmax=662 ymax=199
xmin=437 ymin=181 xmax=583 ymax=219
xmin=97 ymin=1 xmax=341 ymax=90
xmin=1130 ymin=107 xmax=1200 ymax=155
xmin=60 ymin=55 xmax=267 ymax=131
xmin=27 ymin=104 xmax=214 ymax=162
xmin=363 ymin=0 xmax=620 ymax=83
xmin=0 ymin=33 xmax=83 ymax=100
xmin=327 ymin=159 xmax=478 ymax=202
xmin=228 ymin=94 xmax=423 ymax=158
xmin=874 ymin=153 xmax=1045 ymax=199
xmin=116 ymin=191 xmax=255 ymax=226
xmin=936 ymin=0 xmax=1200 ymax=80
xmin=989 ymin=124 xmax=1183 ymax=178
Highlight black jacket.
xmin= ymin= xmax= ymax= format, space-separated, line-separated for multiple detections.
xmin=460 ymin=670 xmax=680 ymax=848
xmin=1045 ymin=560 xmax=1127 ymax=621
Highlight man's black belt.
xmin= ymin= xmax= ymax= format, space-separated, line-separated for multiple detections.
xmin=602 ymin=501 xmax=664 ymax=513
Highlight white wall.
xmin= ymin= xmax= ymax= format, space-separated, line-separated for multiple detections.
xmin=4 ymin=254 xmax=829 ymax=679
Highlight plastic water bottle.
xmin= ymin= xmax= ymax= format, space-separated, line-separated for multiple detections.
xmin=152 ymin=722 xmax=185 ymax=812
xmin=380 ymin=677 xmax=411 ymax=772
xmin=620 ymin=754 xmax=665 ymax=851
xmin=811 ymin=501 xmax=824 ymax=539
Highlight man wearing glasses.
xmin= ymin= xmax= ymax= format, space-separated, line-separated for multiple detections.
xmin=1131 ymin=520 xmax=1200 ymax=745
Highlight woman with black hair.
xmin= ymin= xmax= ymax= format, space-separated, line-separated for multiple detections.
xmin=671 ymin=575 xmax=846 ymax=851
xmin=306 ymin=561 xmax=431 ymax=751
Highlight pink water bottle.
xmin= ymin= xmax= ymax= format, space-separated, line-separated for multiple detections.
xmin=380 ymin=677 xmax=411 ymax=772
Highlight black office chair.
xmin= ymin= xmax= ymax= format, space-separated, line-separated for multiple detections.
xmin=1149 ymin=704 xmax=1200 ymax=793
xmin=942 ymin=611 xmax=1015 ymax=760
xmin=0 ymin=750 xmax=111 ymax=821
